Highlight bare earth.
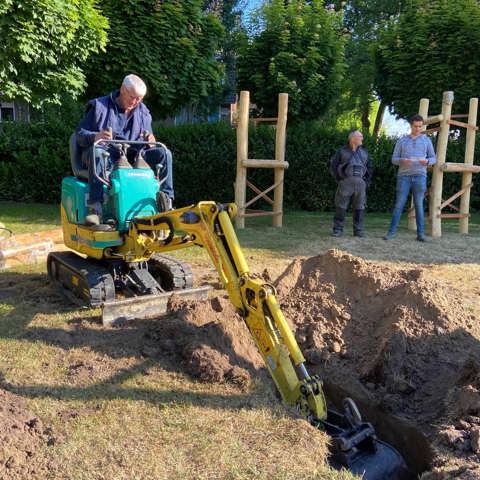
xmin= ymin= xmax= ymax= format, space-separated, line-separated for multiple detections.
xmin=137 ymin=250 xmax=480 ymax=478
xmin=1 ymin=243 xmax=480 ymax=478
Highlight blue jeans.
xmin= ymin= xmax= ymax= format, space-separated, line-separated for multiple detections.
xmin=83 ymin=145 xmax=174 ymax=204
xmin=387 ymin=175 xmax=427 ymax=237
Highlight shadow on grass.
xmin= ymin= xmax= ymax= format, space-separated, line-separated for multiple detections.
xmin=0 ymin=270 xmax=272 ymax=412
xmin=0 ymin=359 xmax=268 ymax=412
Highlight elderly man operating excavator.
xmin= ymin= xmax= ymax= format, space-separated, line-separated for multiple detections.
xmin=76 ymin=74 xmax=174 ymax=227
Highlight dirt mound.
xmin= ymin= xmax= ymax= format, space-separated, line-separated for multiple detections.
xmin=273 ymin=249 xmax=480 ymax=474
xmin=143 ymin=249 xmax=480 ymax=474
xmin=0 ymin=388 xmax=55 ymax=479
xmin=145 ymin=296 xmax=263 ymax=387
xmin=275 ymin=249 xmax=479 ymax=427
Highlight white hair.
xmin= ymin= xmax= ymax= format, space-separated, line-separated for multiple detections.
xmin=122 ymin=74 xmax=147 ymax=97
xmin=348 ymin=130 xmax=363 ymax=140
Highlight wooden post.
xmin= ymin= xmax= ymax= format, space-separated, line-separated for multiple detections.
xmin=429 ymin=91 xmax=454 ymax=237
xmin=235 ymin=91 xmax=249 ymax=229
xmin=409 ymin=98 xmax=430 ymax=231
xmin=273 ymin=93 xmax=288 ymax=227
xmin=459 ymin=97 xmax=478 ymax=234
xmin=234 ymin=91 xmax=288 ymax=228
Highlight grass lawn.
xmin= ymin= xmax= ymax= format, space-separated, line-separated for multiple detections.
xmin=2 ymin=200 xmax=480 ymax=265
xmin=1 ymin=201 xmax=479 ymax=479
xmin=0 ymin=201 xmax=61 ymax=234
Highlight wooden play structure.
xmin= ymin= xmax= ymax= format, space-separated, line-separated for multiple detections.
xmin=234 ymin=91 xmax=289 ymax=229
xmin=408 ymin=91 xmax=479 ymax=237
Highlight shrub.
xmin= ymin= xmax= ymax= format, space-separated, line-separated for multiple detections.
xmin=1 ymin=118 xmax=478 ymax=213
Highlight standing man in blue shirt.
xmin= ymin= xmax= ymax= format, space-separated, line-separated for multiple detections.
xmin=76 ymin=74 xmax=174 ymax=225
xmin=383 ymin=115 xmax=436 ymax=242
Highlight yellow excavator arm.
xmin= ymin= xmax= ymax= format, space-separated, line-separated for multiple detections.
xmin=53 ymin=135 xmax=408 ymax=478
xmin=120 ymin=201 xmax=410 ymax=479
xmin=126 ymin=201 xmax=327 ymax=422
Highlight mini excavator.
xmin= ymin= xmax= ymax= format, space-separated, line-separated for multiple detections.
xmin=48 ymin=138 xmax=412 ymax=479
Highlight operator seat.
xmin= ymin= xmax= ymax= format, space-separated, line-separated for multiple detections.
xmin=69 ymin=133 xmax=89 ymax=180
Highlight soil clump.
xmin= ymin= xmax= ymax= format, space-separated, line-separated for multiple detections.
xmin=145 ymin=296 xmax=264 ymax=388
xmin=0 ymin=388 xmax=56 ymax=479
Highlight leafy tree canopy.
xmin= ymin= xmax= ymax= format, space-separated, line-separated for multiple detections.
xmin=237 ymin=0 xmax=345 ymax=121
xmin=332 ymin=0 xmax=401 ymax=133
xmin=0 ymin=0 xmax=108 ymax=106
xmin=84 ymin=0 xmax=224 ymax=118
xmin=375 ymin=0 xmax=480 ymax=118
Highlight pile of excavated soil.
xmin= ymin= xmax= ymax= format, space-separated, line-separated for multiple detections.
xmin=0 ymin=388 xmax=55 ymax=479
xmin=275 ymin=250 xmax=478 ymax=423
xmin=145 ymin=296 xmax=264 ymax=388
xmin=150 ymin=249 xmax=480 ymax=476
xmin=274 ymin=249 xmax=480 ymax=477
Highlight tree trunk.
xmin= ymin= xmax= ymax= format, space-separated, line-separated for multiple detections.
xmin=373 ymin=98 xmax=387 ymax=139
xmin=360 ymin=97 xmax=371 ymax=133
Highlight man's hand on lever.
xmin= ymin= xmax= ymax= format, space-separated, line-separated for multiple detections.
xmin=94 ymin=128 xmax=113 ymax=142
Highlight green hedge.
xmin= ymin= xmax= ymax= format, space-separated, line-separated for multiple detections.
xmin=1 ymin=116 xmax=479 ymax=212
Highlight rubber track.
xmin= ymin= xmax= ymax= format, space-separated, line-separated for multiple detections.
xmin=48 ymin=251 xmax=115 ymax=306
xmin=149 ymin=253 xmax=193 ymax=290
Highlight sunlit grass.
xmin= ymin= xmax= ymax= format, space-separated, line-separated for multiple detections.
xmin=1 ymin=201 xmax=479 ymax=478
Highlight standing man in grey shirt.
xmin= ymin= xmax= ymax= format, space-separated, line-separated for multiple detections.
xmin=330 ymin=130 xmax=373 ymax=237
xmin=383 ymin=115 xmax=436 ymax=241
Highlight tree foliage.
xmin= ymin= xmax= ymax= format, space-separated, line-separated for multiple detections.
xmin=237 ymin=0 xmax=345 ymax=121
xmin=334 ymin=0 xmax=401 ymax=133
xmin=84 ymin=0 xmax=224 ymax=118
xmin=202 ymin=0 xmax=246 ymax=106
xmin=375 ymin=0 xmax=480 ymax=118
xmin=0 ymin=0 xmax=108 ymax=106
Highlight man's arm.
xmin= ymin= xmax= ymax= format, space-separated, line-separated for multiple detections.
xmin=426 ymin=137 xmax=436 ymax=165
xmin=392 ymin=137 xmax=413 ymax=167
xmin=76 ymin=103 xmax=112 ymax=148
xmin=76 ymin=103 xmax=98 ymax=148
xmin=137 ymin=108 xmax=155 ymax=142
xmin=329 ymin=150 xmax=342 ymax=182
xmin=391 ymin=138 xmax=403 ymax=165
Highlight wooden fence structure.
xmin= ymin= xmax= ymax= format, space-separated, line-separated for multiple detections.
xmin=408 ymin=91 xmax=479 ymax=236
xmin=234 ymin=91 xmax=289 ymax=229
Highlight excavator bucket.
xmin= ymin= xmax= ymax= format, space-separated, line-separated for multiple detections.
xmin=323 ymin=402 xmax=413 ymax=480
xmin=343 ymin=441 xmax=412 ymax=480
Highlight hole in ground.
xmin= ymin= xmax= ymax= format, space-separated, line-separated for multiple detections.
xmin=323 ymin=380 xmax=434 ymax=477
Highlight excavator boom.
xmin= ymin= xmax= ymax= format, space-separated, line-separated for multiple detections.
xmin=126 ymin=201 xmax=412 ymax=479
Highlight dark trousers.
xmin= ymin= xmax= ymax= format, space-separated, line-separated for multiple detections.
xmin=334 ymin=177 xmax=366 ymax=210
xmin=333 ymin=176 xmax=366 ymax=234
xmin=82 ymin=145 xmax=174 ymax=204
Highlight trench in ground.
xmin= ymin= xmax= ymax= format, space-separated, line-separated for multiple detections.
xmin=322 ymin=380 xmax=434 ymax=477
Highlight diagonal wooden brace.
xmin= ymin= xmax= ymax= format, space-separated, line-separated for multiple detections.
xmin=246 ymin=179 xmax=283 ymax=208
xmin=448 ymin=119 xmax=479 ymax=131
xmin=439 ymin=183 xmax=473 ymax=210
